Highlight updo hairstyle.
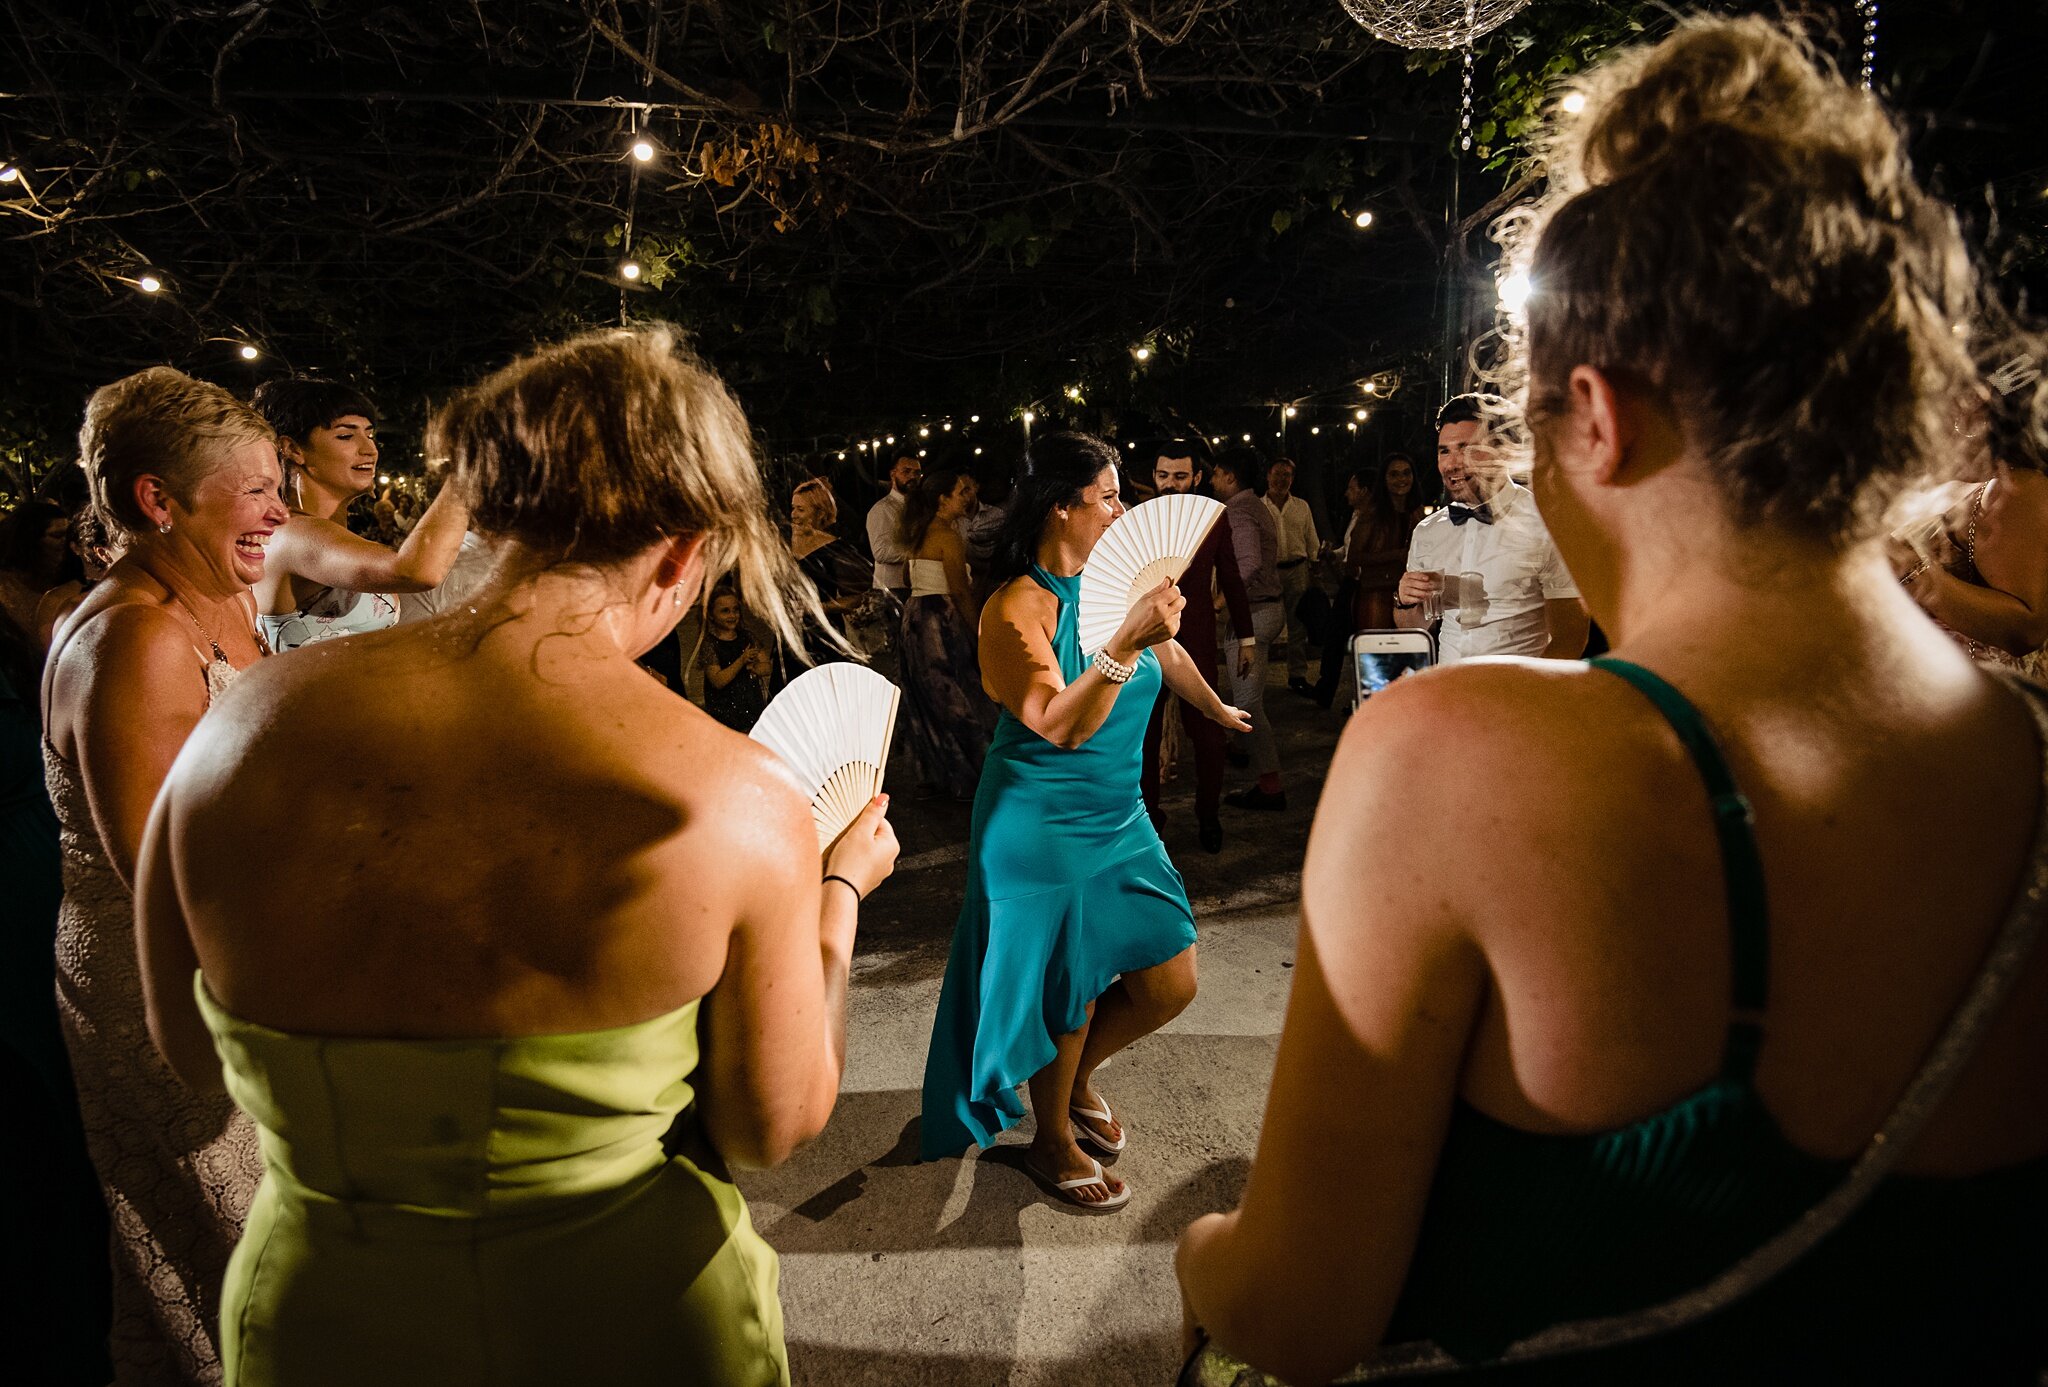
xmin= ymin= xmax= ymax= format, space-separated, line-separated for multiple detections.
xmin=987 ymin=432 xmax=1121 ymax=585
xmin=1508 ymin=16 xmax=1981 ymax=544
xmin=427 ymin=324 xmax=832 ymax=656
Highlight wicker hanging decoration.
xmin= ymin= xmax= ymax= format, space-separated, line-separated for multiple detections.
xmin=1337 ymin=0 xmax=1534 ymax=50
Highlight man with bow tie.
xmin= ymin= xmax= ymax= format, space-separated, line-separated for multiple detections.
xmin=1395 ymin=394 xmax=1589 ymax=663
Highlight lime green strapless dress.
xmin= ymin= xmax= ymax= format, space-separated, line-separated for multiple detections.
xmin=196 ymin=977 xmax=787 ymax=1387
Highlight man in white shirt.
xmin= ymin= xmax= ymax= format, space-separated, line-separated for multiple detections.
xmin=1395 ymin=395 xmax=1589 ymax=663
xmin=1262 ymin=458 xmax=1320 ymax=692
xmin=865 ymin=451 xmax=922 ymax=600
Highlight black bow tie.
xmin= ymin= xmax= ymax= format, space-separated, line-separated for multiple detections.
xmin=1448 ymin=502 xmax=1494 ymax=526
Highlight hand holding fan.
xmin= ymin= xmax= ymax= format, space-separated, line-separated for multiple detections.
xmin=1075 ymin=493 xmax=1227 ymax=655
xmin=749 ymin=663 xmax=900 ymax=852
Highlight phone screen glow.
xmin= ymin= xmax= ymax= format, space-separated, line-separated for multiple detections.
xmin=1353 ymin=650 xmax=1431 ymax=698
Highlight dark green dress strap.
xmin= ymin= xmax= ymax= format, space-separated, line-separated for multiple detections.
xmin=1588 ymin=657 xmax=1769 ymax=1083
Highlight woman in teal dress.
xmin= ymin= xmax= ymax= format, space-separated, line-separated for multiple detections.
xmin=921 ymin=432 xmax=1249 ymax=1209
xmin=134 ymin=326 xmax=900 ymax=1386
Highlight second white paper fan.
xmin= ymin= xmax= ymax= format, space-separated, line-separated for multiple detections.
xmin=749 ymin=663 xmax=900 ymax=852
xmin=1075 ymin=493 xmax=1227 ymax=655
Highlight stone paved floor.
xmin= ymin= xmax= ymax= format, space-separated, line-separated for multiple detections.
xmin=736 ymin=665 xmax=1344 ymax=1384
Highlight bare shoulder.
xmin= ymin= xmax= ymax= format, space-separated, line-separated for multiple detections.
xmin=980 ymin=575 xmax=1056 ymax=643
xmin=635 ymin=688 xmax=818 ymax=865
xmin=57 ymin=595 xmax=200 ymax=687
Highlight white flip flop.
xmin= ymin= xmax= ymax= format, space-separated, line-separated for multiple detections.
xmin=1070 ymin=1098 xmax=1127 ymax=1154
xmin=1023 ymin=1155 xmax=1132 ymax=1213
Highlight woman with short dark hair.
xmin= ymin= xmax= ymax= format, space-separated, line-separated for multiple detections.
xmin=250 ymin=377 xmax=471 ymax=651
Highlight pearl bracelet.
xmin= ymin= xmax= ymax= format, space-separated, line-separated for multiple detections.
xmin=1092 ymin=649 xmax=1135 ymax=685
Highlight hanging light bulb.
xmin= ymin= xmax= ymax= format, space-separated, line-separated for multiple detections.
xmin=1362 ymin=380 xmax=1378 ymax=396
xmin=918 ymin=426 xmax=930 ymax=438
xmin=836 ymin=451 xmax=847 ymax=460
xmin=631 ymin=139 xmax=655 ymax=162
xmin=1022 ymin=411 xmax=1036 ymax=425
xmin=1353 ymin=210 xmax=1375 ymax=230
xmin=137 ymin=274 xmax=163 ymax=293
xmin=239 ymin=344 xmax=259 ymax=360
xmin=974 ymin=446 xmax=984 ymax=455
xmin=918 ymin=449 xmax=928 ymax=458
xmin=941 ymin=422 xmax=952 ymax=431
xmin=1310 ymin=425 xmax=1321 ymax=435
xmin=620 ymin=260 xmax=642 ymax=281
xmin=858 ymin=441 xmax=869 ymax=452
xmin=970 ymin=414 xmax=981 ymax=423
xmin=1133 ymin=345 xmax=1152 ymax=361
xmin=1241 ymin=433 xmax=1252 ymax=442
xmin=1284 ymin=406 xmax=1298 ymax=418
xmin=885 ymin=435 xmax=896 ymax=445
xmin=1354 ymin=408 xmax=1369 ymax=421
xmin=1347 ymin=422 xmax=1359 ymax=432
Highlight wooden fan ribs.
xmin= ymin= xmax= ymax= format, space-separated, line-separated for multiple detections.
xmin=748 ymin=663 xmax=900 ymax=854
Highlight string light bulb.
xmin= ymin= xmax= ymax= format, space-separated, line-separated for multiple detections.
xmin=836 ymin=450 xmax=847 ymax=460
xmin=918 ymin=426 xmax=930 ymax=438
xmin=1133 ymin=345 xmax=1152 ymax=361
xmin=1498 ymin=270 xmax=1533 ymax=313
xmin=239 ymin=344 xmax=259 ymax=360
xmin=137 ymin=274 xmax=163 ymax=293
xmin=0 ymin=166 xmax=18 ymax=183
xmin=941 ymin=422 xmax=952 ymax=431
xmin=1353 ymin=210 xmax=1375 ymax=229
xmin=974 ymin=446 xmax=984 ymax=455
xmin=858 ymin=441 xmax=869 ymax=451
xmin=970 ymin=414 xmax=981 ymax=423
xmin=1241 ymin=433 xmax=1252 ymax=442
xmin=620 ymin=260 xmax=642 ymax=281
xmin=1348 ymin=422 xmax=1359 ymax=432
xmin=885 ymin=435 xmax=896 ymax=445
xmin=1560 ymin=91 xmax=1587 ymax=115
xmin=1310 ymin=425 xmax=1321 ymax=435
xmin=631 ymin=139 xmax=655 ymax=162
xmin=377 ymin=473 xmax=391 ymax=485
xmin=1354 ymin=408 xmax=1369 ymax=421
xmin=1022 ymin=411 xmax=1036 ymax=425
xmin=1284 ymin=405 xmax=1298 ymax=418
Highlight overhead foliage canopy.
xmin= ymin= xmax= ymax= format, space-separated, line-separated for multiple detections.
xmin=0 ymin=0 xmax=2039 ymax=491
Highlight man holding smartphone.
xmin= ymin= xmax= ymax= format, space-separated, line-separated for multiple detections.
xmin=1395 ymin=394 xmax=1588 ymax=663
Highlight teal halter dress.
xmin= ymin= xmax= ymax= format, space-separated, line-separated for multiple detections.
xmin=921 ymin=564 xmax=1197 ymax=1159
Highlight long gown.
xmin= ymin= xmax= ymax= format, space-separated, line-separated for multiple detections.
xmin=921 ymin=563 xmax=1197 ymax=1158
xmin=47 ymin=648 xmax=264 ymax=1385
xmin=196 ymin=985 xmax=786 ymax=1387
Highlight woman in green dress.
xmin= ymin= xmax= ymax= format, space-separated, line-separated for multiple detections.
xmin=921 ymin=432 xmax=1249 ymax=1208
xmin=136 ymin=325 xmax=899 ymax=1387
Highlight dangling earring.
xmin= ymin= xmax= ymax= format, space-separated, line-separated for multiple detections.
xmin=672 ymin=586 xmax=684 ymax=609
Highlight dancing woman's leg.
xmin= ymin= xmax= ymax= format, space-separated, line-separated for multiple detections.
xmin=1025 ymin=1003 xmax=1123 ymax=1202
xmin=1072 ymin=944 xmax=1198 ymax=1143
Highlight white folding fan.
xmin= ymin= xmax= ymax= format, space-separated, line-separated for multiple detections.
xmin=1075 ymin=493 xmax=1227 ymax=655
xmin=749 ymin=663 xmax=901 ymax=852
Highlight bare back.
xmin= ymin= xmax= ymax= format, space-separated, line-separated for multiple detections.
xmin=161 ymin=615 xmax=814 ymax=1040
xmin=1411 ymin=635 xmax=2048 ymax=1176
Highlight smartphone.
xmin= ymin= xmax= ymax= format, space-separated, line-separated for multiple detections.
xmin=1349 ymin=629 xmax=1436 ymax=703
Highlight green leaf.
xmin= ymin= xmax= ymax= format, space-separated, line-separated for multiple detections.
xmin=1271 ymin=209 xmax=1293 ymax=235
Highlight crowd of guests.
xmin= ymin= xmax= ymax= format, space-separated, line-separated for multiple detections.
xmin=1 ymin=13 xmax=2046 ymax=1387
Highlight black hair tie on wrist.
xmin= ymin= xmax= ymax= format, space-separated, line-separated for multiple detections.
xmin=823 ymin=873 xmax=864 ymax=903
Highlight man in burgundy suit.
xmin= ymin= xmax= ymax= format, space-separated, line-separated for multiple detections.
xmin=1139 ymin=438 xmax=1252 ymax=854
